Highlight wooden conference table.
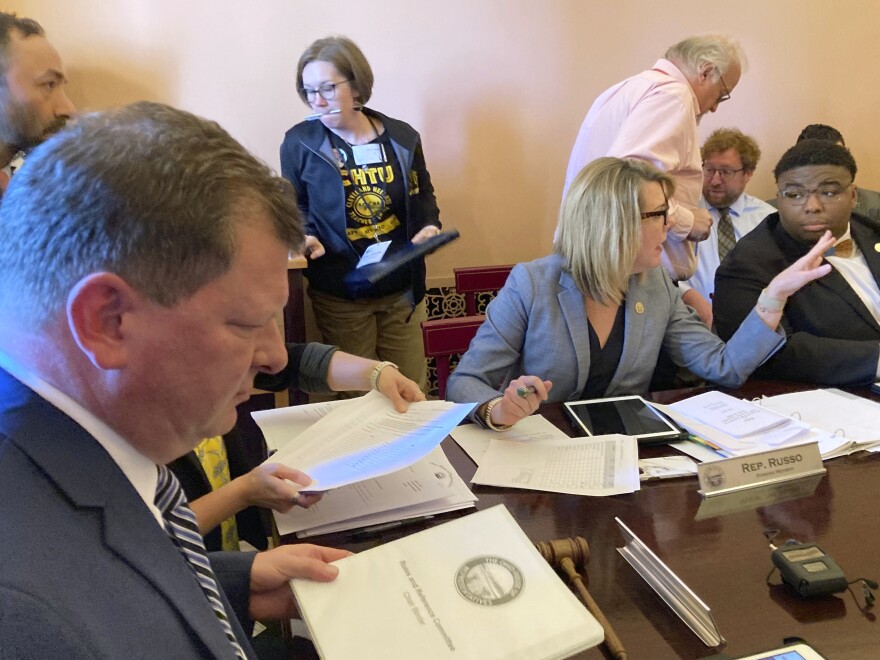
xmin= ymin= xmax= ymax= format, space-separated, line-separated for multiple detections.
xmin=283 ymin=382 xmax=880 ymax=660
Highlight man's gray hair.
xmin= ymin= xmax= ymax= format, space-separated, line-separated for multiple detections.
xmin=665 ymin=34 xmax=745 ymax=79
xmin=0 ymin=101 xmax=304 ymax=325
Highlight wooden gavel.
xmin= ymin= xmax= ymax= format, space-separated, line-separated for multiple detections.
xmin=536 ymin=537 xmax=627 ymax=660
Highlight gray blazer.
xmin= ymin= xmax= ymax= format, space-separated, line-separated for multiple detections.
xmin=0 ymin=369 xmax=257 ymax=659
xmin=447 ymin=255 xmax=784 ymax=417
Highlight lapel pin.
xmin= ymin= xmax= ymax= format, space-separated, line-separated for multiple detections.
xmin=635 ymin=302 xmax=645 ymax=314
xmin=874 ymin=243 xmax=880 ymax=253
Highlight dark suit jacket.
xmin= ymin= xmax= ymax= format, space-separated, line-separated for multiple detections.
xmin=714 ymin=212 xmax=880 ymax=384
xmin=0 ymin=369 xmax=258 ymax=659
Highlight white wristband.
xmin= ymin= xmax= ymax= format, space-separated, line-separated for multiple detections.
xmin=369 ymin=361 xmax=398 ymax=391
xmin=757 ymin=288 xmax=785 ymax=314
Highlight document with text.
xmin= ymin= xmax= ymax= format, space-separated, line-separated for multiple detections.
xmin=260 ymin=391 xmax=474 ymax=490
xmin=758 ymin=389 xmax=880 ymax=455
xmin=659 ymin=392 xmax=817 ymax=457
xmin=450 ymin=414 xmax=571 ymax=466
xmin=472 ymin=434 xmax=640 ymax=495
xmin=252 ymin=397 xmax=352 ymax=452
xmin=291 ymin=505 xmax=603 ymax=660
xmin=274 ymin=446 xmax=477 ymax=537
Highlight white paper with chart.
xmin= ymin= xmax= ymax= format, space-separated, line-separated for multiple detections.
xmin=471 ymin=433 xmax=640 ymax=495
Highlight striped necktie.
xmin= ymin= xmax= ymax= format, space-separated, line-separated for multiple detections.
xmin=716 ymin=207 xmax=736 ymax=262
xmin=155 ymin=465 xmax=247 ymax=659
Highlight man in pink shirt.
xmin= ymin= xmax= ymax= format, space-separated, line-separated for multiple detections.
xmin=563 ymin=35 xmax=744 ymax=280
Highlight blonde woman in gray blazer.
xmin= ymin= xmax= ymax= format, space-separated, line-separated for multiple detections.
xmin=447 ymin=157 xmax=834 ymax=430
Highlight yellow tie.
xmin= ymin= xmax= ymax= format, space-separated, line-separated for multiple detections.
xmin=194 ymin=436 xmax=240 ymax=551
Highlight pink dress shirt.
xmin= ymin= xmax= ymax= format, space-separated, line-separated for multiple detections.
xmin=563 ymin=59 xmax=702 ymax=280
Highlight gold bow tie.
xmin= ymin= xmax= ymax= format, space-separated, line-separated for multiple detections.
xmin=827 ymin=238 xmax=854 ymax=259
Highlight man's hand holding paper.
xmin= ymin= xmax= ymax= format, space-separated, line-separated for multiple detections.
xmin=262 ymin=391 xmax=475 ymax=491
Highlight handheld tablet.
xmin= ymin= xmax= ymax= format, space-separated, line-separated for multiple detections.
xmin=564 ymin=395 xmax=687 ymax=445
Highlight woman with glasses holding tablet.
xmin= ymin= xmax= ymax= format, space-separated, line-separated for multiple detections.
xmin=447 ymin=157 xmax=834 ymax=430
xmin=280 ymin=36 xmax=441 ymax=394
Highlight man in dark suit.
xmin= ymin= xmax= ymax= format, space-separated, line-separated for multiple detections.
xmin=715 ymin=139 xmax=880 ymax=385
xmin=766 ymin=124 xmax=880 ymax=223
xmin=0 ymin=102 xmax=348 ymax=658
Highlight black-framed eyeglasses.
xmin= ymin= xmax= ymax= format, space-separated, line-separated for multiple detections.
xmin=702 ymin=165 xmax=745 ymax=181
xmin=640 ymin=208 xmax=669 ymax=226
xmin=301 ymin=79 xmax=351 ymax=102
xmin=717 ymin=74 xmax=732 ymax=104
xmin=778 ymin=183 xmax=852 ymax=206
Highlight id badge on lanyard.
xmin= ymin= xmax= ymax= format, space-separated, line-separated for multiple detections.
xmin=356 ymin=240 xmax=391 ymax=268
xmin=351 ymin=143 xmax=386 ymax=167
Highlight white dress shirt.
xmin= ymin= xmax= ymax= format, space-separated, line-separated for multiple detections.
xmin=0 ymin=349 xmax=163 ymax=526
xmin=681 ymin=193 xmax=775 ymax=301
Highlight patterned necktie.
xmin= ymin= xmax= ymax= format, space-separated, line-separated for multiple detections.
xmin=155 ymin=465 xmax=247 ymax=659
xmin=716 ymin=207 xmax=736 ymax=262
xmin=194 ymin=436 xmax=240 ymax=551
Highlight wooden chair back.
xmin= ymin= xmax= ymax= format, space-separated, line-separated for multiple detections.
xmin=422 ymin=264 xmax=514 ymax=398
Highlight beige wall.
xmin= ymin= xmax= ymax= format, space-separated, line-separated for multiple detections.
xmin=10 ymin=0 xmax=880 ymax=287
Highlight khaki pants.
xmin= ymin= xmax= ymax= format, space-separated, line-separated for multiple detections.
xmin=308 ymin=287 xmax=428 ymax=394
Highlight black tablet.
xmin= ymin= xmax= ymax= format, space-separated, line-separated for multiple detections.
xmin=344 ymin=230 xmax=460 ymax=295
xmin=564 ymin=395 xmax=687 ymax=445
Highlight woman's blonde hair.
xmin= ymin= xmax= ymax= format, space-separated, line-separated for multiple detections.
xmin=554 ymin=157 xmax=674 ymax=305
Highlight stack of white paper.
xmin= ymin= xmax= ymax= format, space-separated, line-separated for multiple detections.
xmin=757 ymin=389 xmax=880 ymax=457
xmin=659 ymin=391 xmax=857 ymax=461
xmin=275 ymin=446 xmax=477 ymax=538
xmin=473 ymin=433 xmax=640 ymax=495
xmin=291 ymin=505 xmax=604 ymax=660
xmin=253 ymin=393 xmax=478 ymax=536
xmin=260 ymin=391 xmax=474 ymax=491
xmin=451 ymin=417 xmax=641 ymax=495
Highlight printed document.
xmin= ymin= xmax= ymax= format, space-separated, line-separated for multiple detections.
xmin=274 ymin=446 xmax=476 ymax=537
xmin=757 ymin=389 xmax=880 ymax=455
xmin=261 ymin=391 xmax=474 ymax=490
xmin=291 ymin=505 xmax=604 ymax=660
xmin=450 ymin=414 xmax=570 ymax=466
xmin=252 ymin=398 xmax=352 ymax=452
xmin=671 ymin=391 xmax=801 ymax=439
xmin=472 ymin=434 xmax=640 ymax=495
xmin=658 ymin=392 xmax=822 ymax=457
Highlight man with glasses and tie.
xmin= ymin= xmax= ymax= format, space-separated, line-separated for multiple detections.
xmin=0 ymin=102 xmax=349 ymax=659
xmin=680 ymin=128 xmax=775 ymax=328
xmin=562 ymin=34 xmax=744 ymax=281
xmin=715 ymin=139 xmax=880 ymax=385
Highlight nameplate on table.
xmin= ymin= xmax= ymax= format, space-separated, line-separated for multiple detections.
xmin=697 ymin=442 xmax=824 ymax=497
